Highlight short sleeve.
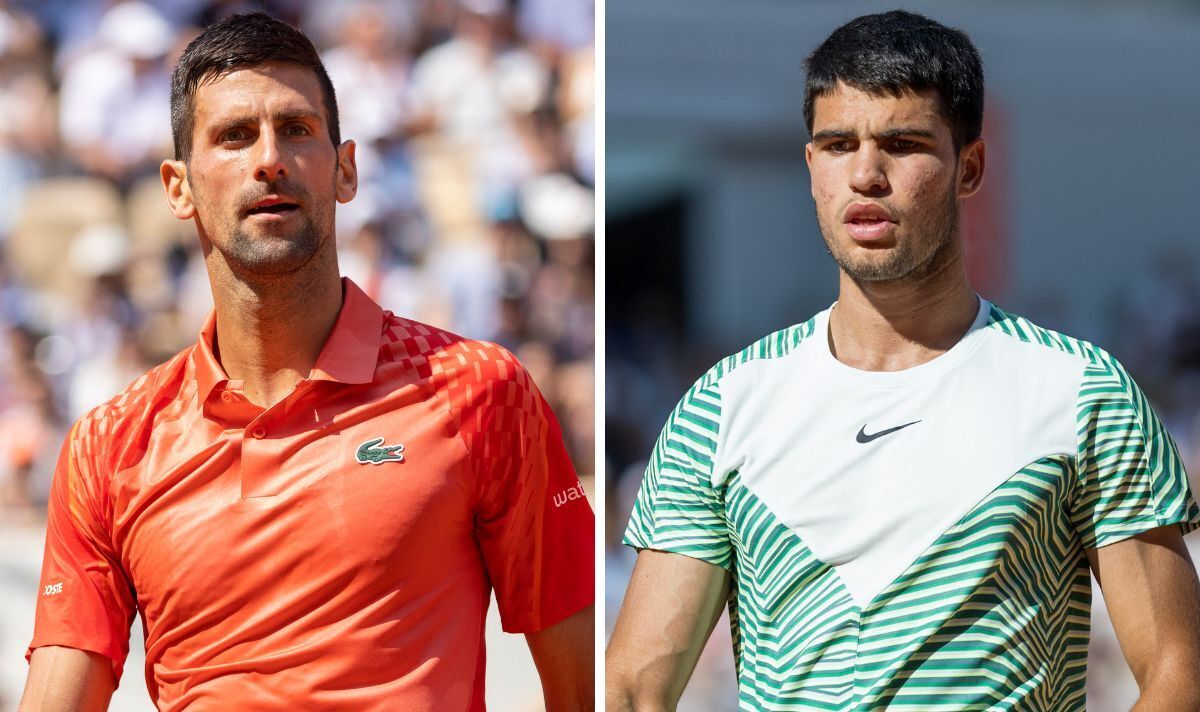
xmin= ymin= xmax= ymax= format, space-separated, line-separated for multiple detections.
xmin=26 ymin=422 xmax=137 ymax=680
xmin=462 ymin=352 xmax=594 ymax=633
xmin=623 ymin=381 xmax=732 ymax=570
xmin=1072 ymin=360 xmax=1200 ymax=549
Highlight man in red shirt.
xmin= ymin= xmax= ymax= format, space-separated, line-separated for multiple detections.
xmin=20 ymin=12 xmax=594 ymax=711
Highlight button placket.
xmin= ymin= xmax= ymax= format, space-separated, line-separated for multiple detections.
xmin=238 ymin=380 xmax=315 ymax=498
xmin=240 ymin=421 xmax=273 ymax=497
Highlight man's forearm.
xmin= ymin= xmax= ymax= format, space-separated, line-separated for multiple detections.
xmin=1131 ymin=661 xmax=1200 ymax=711
xmin=543 ymin=663 xmax=595 ymax=712
xmin=606 ymin=649 xmax=695 ymax=712
xmin=604 ymin=675 xmax=673 ymax=712
xmin=527 ymin=606 xmax=595 ymax=712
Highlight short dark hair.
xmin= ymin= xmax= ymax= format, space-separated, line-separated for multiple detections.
xmin=803 ymin=10 xmax=983 ymax=151
xmin=170 ymin=12 xmax=340 ymax=162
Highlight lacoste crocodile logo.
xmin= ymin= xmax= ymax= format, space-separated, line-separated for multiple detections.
xmin=356 ymin=437 xmax=406 ymax=464
xmin=856 ymin=420 xmax=921 ymax=444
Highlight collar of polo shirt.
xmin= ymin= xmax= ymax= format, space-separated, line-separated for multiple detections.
xmin=192 ymin=277 xmax=383 ymax=411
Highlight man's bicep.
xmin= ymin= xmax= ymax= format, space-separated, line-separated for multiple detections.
xmin=29 ymin=429 xmax=136 ymax=679
xmin=457 ymin=345 xmax=594 ymax=632
xmin=20 ymin=646 xmax=116 ymax=712
xmin=1071 ymin=360 xmax=1200 ymax=548
xmin=1087 ymin=526 xmax=1200 ymax=687
xmin=607 ymin=549 xmax=731 ymax=711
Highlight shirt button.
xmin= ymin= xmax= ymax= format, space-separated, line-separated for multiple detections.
xmin=221 ymin=392 xmax=235 ymax=402
xmin=250 ymin=426 xmax=267 ymax=439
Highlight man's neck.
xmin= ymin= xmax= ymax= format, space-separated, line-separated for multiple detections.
xmin=829 ymin=252 xmax=980 ymax=372
xmin=210 ymin=266 xmax=344 ymax=409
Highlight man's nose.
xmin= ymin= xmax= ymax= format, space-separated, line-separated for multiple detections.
xmin=253 ymin=129 xmax=287 ymax=181
xmin=849 ymin=144 xmax=888 ymax=193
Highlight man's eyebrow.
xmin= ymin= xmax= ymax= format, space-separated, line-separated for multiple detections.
xmin=211 ymin=115 xmax=255 ymax=135
xmin=275 ymin=109 xmax=323 ymax=124
xmin=811 ymin=129 xmax=855 ymax=143
xmin=210 ymin=110 xmax=323 ymax=134
xmin=811 ymin=127 xmax=938 ymax=143
xmin=876 ymin=128 xmax=936 ymax=140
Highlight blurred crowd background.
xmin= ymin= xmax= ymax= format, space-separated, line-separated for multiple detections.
xmin=605 ymin=1 xmax=1200 ymax=709
xmin=0 ymin=0 xmax=592 ymax=708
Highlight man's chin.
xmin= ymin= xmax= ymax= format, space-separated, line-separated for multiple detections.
xmin=834 ymin=250 xmax=920 ymax=283
xmin=223 ymin=241 xmax=322 ymax=278
xmin=238 ymin=250 xmax=320 ymax=277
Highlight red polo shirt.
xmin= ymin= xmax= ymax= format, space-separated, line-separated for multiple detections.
xmin=28 ymin=278 xmax=594 ymax=710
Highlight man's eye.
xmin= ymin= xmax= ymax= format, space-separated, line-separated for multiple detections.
xmin=220 ymin=129 xmax=248 ymax=142
xmin=826 ymin=141 xmax=852 ymax=153
xmin=284 ymin=124 xmax=310 ymax=136
xmin=891 ymin=139 xmax=919 ymax=151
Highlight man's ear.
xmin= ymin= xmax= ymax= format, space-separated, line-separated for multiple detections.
xmin=161 ymin=159 xmax=195 ymax=220
xmin=956 ymin=138 xmax=985 ymax=199
xmin=805 ymin=142 xmax=815 ymax=198
xmin=335 ymin=140 xmax=358 ymax=204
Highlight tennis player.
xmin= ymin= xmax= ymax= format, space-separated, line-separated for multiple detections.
xmin=21 ymin=12 xmax=593 ymax=711
xmin=607 ymin=10 xmax=1200 ymax=710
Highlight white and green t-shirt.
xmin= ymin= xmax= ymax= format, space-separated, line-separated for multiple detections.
xmin=625 ymin=298 xmax=1199 ymax=711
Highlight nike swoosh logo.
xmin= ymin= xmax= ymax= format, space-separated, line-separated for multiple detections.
xmin=856 ymin=420 xmax=921 ymax=443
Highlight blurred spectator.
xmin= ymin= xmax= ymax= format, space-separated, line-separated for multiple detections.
xmin=323 ymin=2 xmax=415 ymax=149
xmin=0 ymin=323 xmax=61 ymax=513
xmin=408 ymin=0 xmax=553 ymax=222
xmin=321 ymin=0 xmax=419 ymax=219
xmin=0 ymin=1 xmax=54 ymax=242
xmin=58 ymin=1 xmax=174 ymax=185
xmin=518 ymin=0 xmax=592 ymax=57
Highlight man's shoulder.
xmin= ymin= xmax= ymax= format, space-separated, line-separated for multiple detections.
xmin=378 ymin=313 xmax=530 ymax=389
xmin=982 ymin=303 xmax=1124 ymax=378
xmin=82 ymin=346 xmax=192 ymax=421
xmin=68 ymin=345 xmax=194 ymax=461
xmin=689 ymin=311 xmax=827 ymax=396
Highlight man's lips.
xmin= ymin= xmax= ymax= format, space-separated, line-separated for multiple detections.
xmin=244 ymin=196 xmax=300 ymax=217
xmin=843 ymin=203 xmax=895 ymax=242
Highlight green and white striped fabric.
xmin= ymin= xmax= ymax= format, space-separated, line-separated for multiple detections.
xmin=625 ymin=302 xmax=1199 ymax=710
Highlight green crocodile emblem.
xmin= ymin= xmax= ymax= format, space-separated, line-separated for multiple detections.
xmin=356 ymin=437 xmax=406 ymax=465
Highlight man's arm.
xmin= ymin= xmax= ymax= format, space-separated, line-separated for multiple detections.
xmin=526 ymin=604 xmax=595 ymax=712
xmin=1087 ymin=526 xmax=1200 ymax=710
xmin=606 ymin=549 xmax=730 ymax=712
xmin=20 ymin=646 xmax=115 ymax=712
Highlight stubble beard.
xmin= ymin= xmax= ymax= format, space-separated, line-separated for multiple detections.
xmin=225 ymin=214 xmax=324 ymax=277
xmin=194 ymin=177 xmax=333 ymax=279
xmin=818 ymin=185 xmax=960 ymax=286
